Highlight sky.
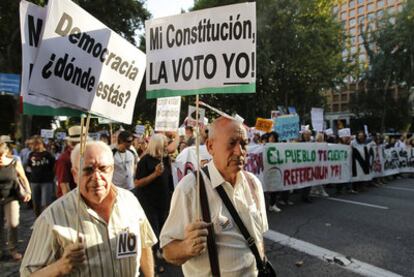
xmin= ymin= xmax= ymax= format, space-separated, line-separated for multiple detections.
xmin=145 ymin=0 xmax=194 ymax=19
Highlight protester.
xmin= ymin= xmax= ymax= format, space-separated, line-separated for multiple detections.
xmin=310 ymin=132 xmax=330 ymax=198
xmin=336 ymin=128 xmax=357 ymax=194
xmin=20 ymin=141 xmax=157 ymax=276
xmin=133 ymin=135 xmax=148 ymax=158
xmin=55 ymin=126 xmax=82 ymax=198
xmin=19 ymin=138 xmax=33 ymax=179
xmin=299 ymin=127 xmax=314 ymax=203
xmin=266 ymin=131 xmax=282 ymax=213
xmin=160 ymin=117 xmax=268 ymax=276
xmin=0 ymin=142 xmax=31 ymax=261
xmin=185 ymin=126 xmax=195 ymax=146
xmin=112 ymin=131 xmax=137 ymax=190
xmin=27 ymin=135 xmax=55 ymax=217
xmin=99 ymin=133 xmax=110 ymax=145
xmin=134 ymin=133 xmax=174 ymax=274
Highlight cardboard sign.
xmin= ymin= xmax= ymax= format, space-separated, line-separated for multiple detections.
xmin=27 ymin=0 xmax=146 ymax=123
xmin=146 ymin=2 xmax=256 ymax=98
xmin=155 ymin=96 xmax=181 ymax=131
xmin=273 ymin=115 xmax=300 ymax=141
xmin=255 ymin=118 xmax=273 ymax=133
xmin=40 ymin=129 xmax=54 ymax=138
xmin=311 ymin=107 xmax=324 ymax=132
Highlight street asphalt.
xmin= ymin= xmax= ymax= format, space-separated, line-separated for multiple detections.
xmin=1 ymin=177 xmax=412 ymax=277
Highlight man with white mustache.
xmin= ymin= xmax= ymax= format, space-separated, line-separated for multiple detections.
xmin=21 ymin=141 xmax=157 ymax=277
xmin=160 ymin=117 xmax=269 ymax=276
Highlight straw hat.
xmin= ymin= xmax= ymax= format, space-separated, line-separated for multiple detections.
xmin=0 ymin=135 xmax=13 ymax=143
xmin=66 ymin=126 xmax=90 ymax=142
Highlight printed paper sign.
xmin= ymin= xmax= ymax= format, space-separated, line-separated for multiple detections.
xmin=145 ymin=2 xmax=256 ymax=98
xmin=27 ymin=0 xmax=146 ymax=123
xmin=55 ymin=132 xmax=66 ymax=140
xmin=311 ymin=108 xmax=324 ymax=132
xmin=255 ymin=118 xmax=273 ymax=133
xmin=273 ymin=115 xmax=300 ymax=141
xmin=155 ymin=96 xmax=181 ymax=131
xmin=187 ymin=105 xmax=206 ymax=127
xmin=135 ymin=125 xmax=146 ymax=135
xmin=40 ymin=129 xmax=54 ymax=138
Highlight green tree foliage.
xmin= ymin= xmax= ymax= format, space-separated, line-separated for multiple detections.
xmin=350 ymin=1 xmax=414 ymax=132
xmin=191 ymin=0 xmax=346 ymax=125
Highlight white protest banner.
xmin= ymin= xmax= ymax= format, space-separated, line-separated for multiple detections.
xmin=264 ymin=143 xmax=351 ymax=191
xmin=41 ymin=129 xmax=54 ymax=138
xmin=273 ymin=115 xmax=300 ymax=141
xmin=187 ymin=105 xmax=206 ymax=127
xmin=311 ymin=108 xmax=324 ymax=132
xmin=19 ymin=0 xmax=80 ymax=116
xmin=383 ymin=147 xmax=402 ymax=176
xmin=155 ymin=96 xmax=181 ymax=131
xmin=244 ymin=144 xmax=264 ymax=184
xmin=171 ymin=142 xmax=414 ymax=190
xmin=351 ymin=144 xmax=374 ymax=182
xmin=135 ymin=125 xmax=146 ymax=136
xmin=27 ymin=0 xmax=146 ymax=124
xmin=397 ymin=147 xmax=414 ymax=173
xmin=146 ymin=2 xmax=256 ymax=98
xmin=371 ymin=143 xmax=384 ymax=177
xmin=173 ymin=145 xmax=211 ymax=186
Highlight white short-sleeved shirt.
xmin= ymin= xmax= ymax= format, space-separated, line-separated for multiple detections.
xmin=160 ymin=161 xmax=268 ymax=277
xmin=20 ymin=186 xmax=157 ymax=277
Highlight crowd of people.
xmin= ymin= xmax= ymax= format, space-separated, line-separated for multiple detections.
xmin=0 ymin=119 xmax=410 ymax=276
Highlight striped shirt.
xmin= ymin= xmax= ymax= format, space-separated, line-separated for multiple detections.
xmin=160 ymin=161 xmax=268 ymax=277
xmin=20 ymin=186 xmax=157 ymax=277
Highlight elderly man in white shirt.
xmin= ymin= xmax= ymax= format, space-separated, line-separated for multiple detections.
xmin=160 ymin=117 xmax=269 ymax=276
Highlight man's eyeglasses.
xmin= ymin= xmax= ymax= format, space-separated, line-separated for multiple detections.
xmin=82 ymin=165 xmax=113 ymax=176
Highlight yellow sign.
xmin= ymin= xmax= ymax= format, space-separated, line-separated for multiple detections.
xmin=255 ymin=118 xmax=273 ymax=133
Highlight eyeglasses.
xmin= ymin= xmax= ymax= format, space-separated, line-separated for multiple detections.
xmin=82 ymin=165 xmax=113 ymax=176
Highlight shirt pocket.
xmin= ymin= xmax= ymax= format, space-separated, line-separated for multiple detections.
xmin=213 ymin=214 xmax=233 ymax=233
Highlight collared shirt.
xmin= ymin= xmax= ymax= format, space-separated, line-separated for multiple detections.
xmin=20 ymin=186 xmax=157 ymax=277
xmin=113 ymin=149 xmax=136 ymax=190
xmin=160 ymin=161 xmax=268 ymax=277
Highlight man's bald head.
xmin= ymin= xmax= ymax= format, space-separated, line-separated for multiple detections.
xmin=208 ymin=117 xmax=246 ymax=141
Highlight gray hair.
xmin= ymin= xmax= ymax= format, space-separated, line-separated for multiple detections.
xmin=146 ymin=134 xmax=167 ymax=158
xmin=70 ymin=141 xmax=114 ymax=170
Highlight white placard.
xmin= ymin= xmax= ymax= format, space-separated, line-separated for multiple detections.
xmin=146 ymin=2 xmax=256 ymax=98
xmin=187 ymin=105 xmax=206 ymax=127
xmin=41 ymin=129 xmax=54 ymax=138
xmin=19 ymin=0 xmax=79 ymax=113
xmin=27 ymin=0 xmax=146 ymax=123
xmin=55 ymin=132 xmax=66 ymax=140
xmin=311 ymin=107 xmax=324 ymax=132
xmin=155 ymin=96 xmax=181 ymax=131
xmin=135 ymin=125 xmax=145 ymax=135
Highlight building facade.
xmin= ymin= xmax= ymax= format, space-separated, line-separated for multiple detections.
xmin=324 ymin=0 xmax=404 ymax=131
